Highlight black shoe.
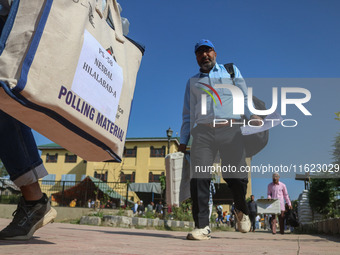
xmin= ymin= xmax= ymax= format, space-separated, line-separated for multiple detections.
xmin=0 ymin=193 xmax=57 ymax=240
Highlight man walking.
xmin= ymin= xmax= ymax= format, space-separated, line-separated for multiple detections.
xmin=247 ymin=195 xmax=258 ymax=232
xmin=267 ymin=173 xmax=292 ymax=234
xmin=179 ymin=39 xmax=262 ymax=240
xmin=155 ymin=201 xmax=163 ymax=217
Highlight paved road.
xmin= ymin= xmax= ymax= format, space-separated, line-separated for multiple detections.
xmin=0 ymin=218 xmax=339 ymax=255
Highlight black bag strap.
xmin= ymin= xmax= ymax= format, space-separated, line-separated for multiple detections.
xmin=224 ymin=62 xmax=267 ymax=115
xmin=224 ymin=63 xmax=235 ymax=79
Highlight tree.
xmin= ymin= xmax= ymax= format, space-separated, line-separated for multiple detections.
xmin=308 ymin=178 xmax=336 ymax=217
xmin=308 ymin=131 xmax=340 ymax=218
xmin=159 ymin=175 xmax=166 ymax=202
xmin=0 ymin=161 xmax=8 ymax=177
xmin=331 ymin=132 xmax=340 ymax=189
xmin=332 ymin=132 xmax=340 ymax=166
xmin=335 ymin=112 xmax=340 ymax=121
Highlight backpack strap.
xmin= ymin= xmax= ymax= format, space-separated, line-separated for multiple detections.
xmin=224 ymin=63 xmax=235 ymax=79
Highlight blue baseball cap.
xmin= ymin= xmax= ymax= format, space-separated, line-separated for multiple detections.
xmin=194 ymin=39 xmax=215 ymax=53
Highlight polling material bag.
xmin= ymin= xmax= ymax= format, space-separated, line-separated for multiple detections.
xmin=0 ymin=0 xmax=144 ymax=162
xmin=257 ymin=199 xmax=281 ymax=214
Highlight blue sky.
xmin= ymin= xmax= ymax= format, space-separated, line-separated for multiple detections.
xmin=34 ymin=0 xmax=340 ymax=200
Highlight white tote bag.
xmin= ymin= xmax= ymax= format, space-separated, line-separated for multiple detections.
xmin=165 ymin=153 xmax=191 ymax=206
xmin=0 ymin=0 xmax=144 ymax=162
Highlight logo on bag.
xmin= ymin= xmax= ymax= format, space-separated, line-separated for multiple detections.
xmin=106 ymin=46 xmax=116 ymax=61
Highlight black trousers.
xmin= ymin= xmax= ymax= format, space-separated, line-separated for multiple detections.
xmin=190 ymin=124 xmax=250 ymax=228
xmin=249 ymin=212 xmax=256 ymax=231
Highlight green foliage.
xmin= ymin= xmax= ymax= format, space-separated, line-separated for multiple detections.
xmin=308 ymin=131 xmax=340 ymax=218
xmin=171 ymin=199 xmax=193 ymax=222
xmin=144 ymin=211 xmax=156 ymax=219
xmin=332 ymin=132 xmax=340 ymax=165
xmin=210 ymin=210 xmax=217 ymax=223
xmin=135 ymin=211 xmax=156 ymax=219
xmin=101 ymin=192 xmax=110 ymax=206
xmin=0 ymin=194 xmax=21 ymax=204
xmin=159 ymin=175 xmax=166 ymax=202
xmin=308 ymin=178 xmax=339 ymax=218
xmin=134 ymin=210 xmax=157 ymax=219
xmin=159 ymin=175 xmax=166 ymax=191
xmin=308 ymin=130 xmax=340 ymax=218
xmin=180 ymin=199 xmax=192 ymax=211
xmin=116 ymin=208 xmax=125 ymax=216
xmin=335 ymin=112 xmax=340 ymax=121
xmin=0 ymin=161 xmax=8 ymax=177
xmin=69 ymin=219 xmax=81 ymax=224
xmin=90 ymin=211 xmax=104 ymax=218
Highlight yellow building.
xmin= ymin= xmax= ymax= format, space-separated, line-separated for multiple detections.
xmin=38 ymin=137 xmax=179 ymax=203
xmin=39 ymin=137 xmax=179 ymax=183
xmin=38 ymin=137 xmax=252 ymax=206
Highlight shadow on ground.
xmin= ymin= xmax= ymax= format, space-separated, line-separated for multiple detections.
xmin=0 ymin=237 xmax=55 ymax=245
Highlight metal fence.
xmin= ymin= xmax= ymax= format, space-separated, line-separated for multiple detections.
xmin=38 ymin=180 xmax=129 ymax=208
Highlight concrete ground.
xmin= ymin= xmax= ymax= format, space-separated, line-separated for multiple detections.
xmin=0 ymin=218 xmax=339 ymax=255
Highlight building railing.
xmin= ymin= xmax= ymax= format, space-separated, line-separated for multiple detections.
xmin=38 ymin=180 xmax=129 ymax=208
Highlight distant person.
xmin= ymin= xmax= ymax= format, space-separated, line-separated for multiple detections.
xmin=216 ymin=205 xmax=224 ymax=225
xmin=230 ymin=214 xmax=235 ymax=228
xmin=264 ymin=214 xmax=269 ymax=230
xmin=255 ymin=215 xmax=261 ymax=230
xmin=269 ymin=215 xmax=273 ymax=231
xmin=133 ymin=201 xmax=139 ymax=214
xmin=155 ymin=201 xmax=163 ymax=216
xmin=95 ymin=199 xmax=101 ymax=209
xmin=247 ymin=195 xmax=258 ymax=232
xmin=208 ymin=180 xmax=216 ymax=220
xmin=105 ymin=200 xmax=113 ymax=209
xmin=88 ymin=199 xmax=92 ymax=208
xmin=267 ymin=173 xmax=292 ymax=234
xmin=285 ymin=203 xmax=299 ymax=232
xmin=147 ymin=201 xmax=154 ymax=213
xmin=137 ymin=200 xmax=145 ymax=215
xmin=225 ymin=213 xmax=231 ymax=227
xmin=69 ymin=198 xmax=77 ymax=207
xmin=230 ymin=202 xmax=236 ymax=229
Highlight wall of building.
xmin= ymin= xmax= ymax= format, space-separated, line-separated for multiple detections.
xmin=41 ymin=149 xmax=87 ymax=181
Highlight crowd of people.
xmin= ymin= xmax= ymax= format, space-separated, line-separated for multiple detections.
xmin=132 ymin=200 xmax=164 ymax=217
xmin=209 ymin=172 xmax=297 ymax=236
xmin=66 ymin=198 xmax=117 ymax=209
